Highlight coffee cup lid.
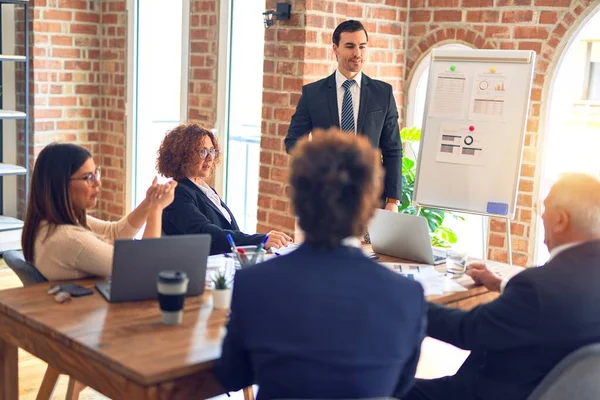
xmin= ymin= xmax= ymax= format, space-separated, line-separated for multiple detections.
xmin=158 ymin=271 xmax=188 ymax=284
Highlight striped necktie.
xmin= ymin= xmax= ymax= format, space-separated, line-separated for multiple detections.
xmin=341 ymin=79 xmax=356 ymax=133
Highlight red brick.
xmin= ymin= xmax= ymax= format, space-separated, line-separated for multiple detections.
xmin=521 ymin=164 xmax=535 ymax=178
xmin=518 ymin=41 xmax=542 ymax=54
xmin=44 ymin=10 xmax=72 ymax=21
xmin=490 ymin=219 xmax=507 ymax=233
xmin=514 ymin=27 xmax=549 ymax=39
xmin=74 ymin=12 xmax=100 ymax=23
xmin=429 ymin=0 xmax=459 ymax=6
xmin=57 ymin=0 xmax=88 ymax=9
xmin=461 ymin=0 xmax=493 ymax=6
xmin=466 ymin=11 xmax=499 ymax=23
xmin=489 ymin=234 xmax=505 ymax=247
xmin=347 ymin=5 xmax=364 ymax=18
xmin=534 ymin=0 xmax=569 ymax=5
xmin=410 ymin=10 xmax=431 ymax=22
xmin=520 ymin=209 xmax=533 ymax=224
xmin=70 ymin=24 xmax=98 ymax=35
xmin=378 ymin=22 xmax=403 ymax=35
xmin=510 ymin=222 xmax=526 ymax=237
xmin=277 ymin=29 xmax=305 ymax=43
xmin=52 ymin=48 xmax=80 ymax=59
xmin=496 ymin=0 xmax=531 ymax=4
xmin=33 ymin=21 xmax=63 ymax=33
xmin=434 ymin=10 xmax=462 ymax=22
xmin=371 ymin=7 xmax=397 ymax=21
xmin=502 ymin=10 xmax=534 ymax=23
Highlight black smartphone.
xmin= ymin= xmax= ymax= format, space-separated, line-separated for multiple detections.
xmin=59 ymin=283 xmax=94 ymax=297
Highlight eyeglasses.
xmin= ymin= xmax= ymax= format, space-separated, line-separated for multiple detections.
xmin=71 ymin=168 xmax=101 ymax=186
xmin=199 ymin=148 xmax=219 ymax=159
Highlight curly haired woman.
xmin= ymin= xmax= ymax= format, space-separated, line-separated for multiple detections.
xmin=156 ymin=123 xmax=292 ymax=255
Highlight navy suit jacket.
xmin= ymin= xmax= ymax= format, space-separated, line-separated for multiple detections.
xmin=284 ymin=72 xmax=402 ymax=200
xmin=216 ymin=243 xmax=426 ymax=400
xmin=425 ymin=240 xmax=600 ymax=400
xmin=161 ymin=178 xmax=265 ymax=255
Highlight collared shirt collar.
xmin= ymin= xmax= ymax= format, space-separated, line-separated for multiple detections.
xmin=548 ymin=241 xmax=581 ymax=262
xmin=335 ymin=69 xmax=362 ymax=90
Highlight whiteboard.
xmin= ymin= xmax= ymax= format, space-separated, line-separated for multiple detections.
xmin=413 ymin=49 xmax=536 ymax=218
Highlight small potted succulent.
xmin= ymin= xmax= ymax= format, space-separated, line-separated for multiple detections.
xmin=211 ymin=270 xmax=233 ymax=309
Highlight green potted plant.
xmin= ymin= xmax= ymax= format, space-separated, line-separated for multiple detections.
xmin=399 ymin=127 xmax=461 ymax=248
xmin=211 ymin=269 xmax=233 ymax=309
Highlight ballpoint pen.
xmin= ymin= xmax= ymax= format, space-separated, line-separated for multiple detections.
xmin=250 ymin=235 xmax=269 ymax=265
xmin=227 ymin=234 xmax=243 ymax=266
xmin=237 ymin=248 xmax=250 ymax=268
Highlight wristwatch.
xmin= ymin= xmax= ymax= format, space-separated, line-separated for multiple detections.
xmin=386 ymin=197 xmax=400 ymax=206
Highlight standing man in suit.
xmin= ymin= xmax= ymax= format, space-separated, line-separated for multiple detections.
xmin=402 ymin=173 xmax=600 ymax=400
xmin=284 ymin=20 xmax=402 ymax=211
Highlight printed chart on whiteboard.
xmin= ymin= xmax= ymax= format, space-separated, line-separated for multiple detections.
xmin=436 ymin=123 xmax=486 ymax=166
xmin=469 ymin=73 xmax=510 ymax=121
xmin=431 ymin=72 xmax=469 ymax=118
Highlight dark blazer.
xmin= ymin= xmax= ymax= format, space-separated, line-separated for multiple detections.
xmin=216 ymin=243 xmax=426 ymax=400
xmin=424 ymin=240 xmax=600 ymax=400
xmin=162 ymin=178 xmax=265 ymax=255
xmin=284 ymin=72 xmax=402 ymax=200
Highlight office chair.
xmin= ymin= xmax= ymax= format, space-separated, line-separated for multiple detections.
xmin=2 ymin=250 xmax=85 ymax=400
xmin=527 ymin=343 xmax=600 ymax=400
xmin=3 ymin=249 xmax=47 ymax=286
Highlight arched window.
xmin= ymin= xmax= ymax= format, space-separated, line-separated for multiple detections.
xmin=406 ymin=43 xmax=486 ymax=258
xmin=536 ymin=10 xmax=600 ymax=264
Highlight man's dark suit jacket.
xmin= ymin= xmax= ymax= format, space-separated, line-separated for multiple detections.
xmin=161 ymin=178 xmax=265 ymax=255
xmin=284 ymin=72 xmax=402 ymax=200
xmin=420 ymin=240 xmax=600 ymax=400
xmin=216 ymin=243 xmax=425 ymax=400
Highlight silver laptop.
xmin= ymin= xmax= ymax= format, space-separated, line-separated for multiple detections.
xmin=368 ymin=209 xmax=446 ymax=265
xmin=96 ymin=234 xmax=211 ymax=302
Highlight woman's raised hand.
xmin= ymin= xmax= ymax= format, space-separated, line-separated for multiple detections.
xmin=146 ymin=177 xmax=178 ymax=210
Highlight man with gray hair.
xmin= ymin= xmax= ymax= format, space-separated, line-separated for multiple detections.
xmin=402 ymin=173 xmax=600 ymax=400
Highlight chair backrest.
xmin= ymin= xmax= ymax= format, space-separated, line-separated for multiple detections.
xmin=527 ymin=343 xmax=600 ymax=400
xmin=3 ymin=250 xmax=48 ymax=286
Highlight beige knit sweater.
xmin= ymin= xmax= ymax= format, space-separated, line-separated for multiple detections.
xmin=34 ymin=216 xmax=140 ymax=281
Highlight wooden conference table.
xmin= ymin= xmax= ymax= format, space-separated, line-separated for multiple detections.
xmin=0 ymin=247 xmax=503 ymax=400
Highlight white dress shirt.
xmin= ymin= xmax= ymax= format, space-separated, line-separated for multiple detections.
xmin=499 ymin=241 xmax=582 ymax=293
xmin=335 ymin=69 xmax=362 ymax=133
xmin=191 ymin=179 xmax=232 ymax=224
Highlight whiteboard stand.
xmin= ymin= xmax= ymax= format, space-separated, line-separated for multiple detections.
xmin=505 ymin=217 xmax=513 ymax=266
xmin=411 ymin=48 xmax=535 ymax=269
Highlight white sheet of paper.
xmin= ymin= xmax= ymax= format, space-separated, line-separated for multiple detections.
xmin=379 ymin=262 xmax=466 ymax=296
xmin=468 ymin=73 xmax=509 ymax=122
xmin=430 ymin=69 xmax=469 ymax=119
xmin=272 ymin=242 xmax=300 ymax=256
xmin=435 ymin=123 xmax=487 ymax=166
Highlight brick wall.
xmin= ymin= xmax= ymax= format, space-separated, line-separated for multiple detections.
xmin=14 ymin=0 xmax=127 ymax=220
xmin=258 ymin=0 xmax=409 ymax=234
xmin=255 ymin=0 xmax=600 ymax=266
xmin=98 ymin=0 xmax=127 ymax=219
xmin=188 ymin=0 xmax=219 ymax=127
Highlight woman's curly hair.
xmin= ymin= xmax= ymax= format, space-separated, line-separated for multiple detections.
xmin=290 ymin=129 xmax=383 ymax=250
xmin=156 ymin=123 xmax=220 ymax=180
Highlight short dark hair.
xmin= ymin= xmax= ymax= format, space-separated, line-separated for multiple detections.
xmin=22 ymin=143 xmax=93 ymax=262
xmin=157 ymin=123 xmax=221 ymax=181
xmin=290 ymin=129 xmax=383 ymax=250
xmin=332 ymin=20 xmax=368 ymax=46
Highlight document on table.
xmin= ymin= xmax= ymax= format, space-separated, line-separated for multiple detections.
xmin=380 ymin=262 xmax=467 ymax=296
